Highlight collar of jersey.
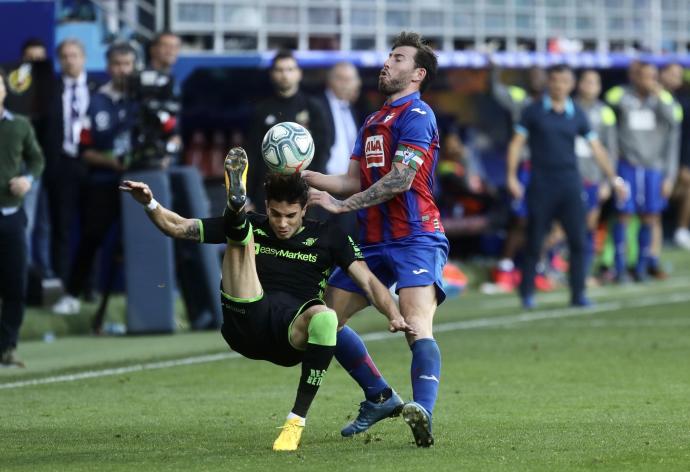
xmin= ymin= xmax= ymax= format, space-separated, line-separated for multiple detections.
xmin=542 ymin=95 xmax=575 ymax=117
xmin=386 ymin=91 xmax=421 ymax=107
xmin=0 ymin=109 xmax=14 ymax=121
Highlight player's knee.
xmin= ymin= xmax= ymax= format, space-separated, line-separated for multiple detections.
xmin=307 ymin=310 xmax=338 ymax=347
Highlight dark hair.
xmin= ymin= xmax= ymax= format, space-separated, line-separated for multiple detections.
xmin=270 ymin=49 xmax=298 ymax=70
xmin=106 ymin=42 xmax=137 ymax=63
xmin=150 ymin=31 xmax=179 ymax=48
xmin=547 ymin=64 xmax=573 ymax=76
xmin=21 ymin=38 xmax=46 ymax=55
xmin=264 ymin=173 xmax=309 ymax=207
xmin=391 ymin=31 xmax=437 ymax=93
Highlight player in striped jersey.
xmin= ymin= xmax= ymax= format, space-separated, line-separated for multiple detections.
xmin=304 ymin=31 xmax=447 ymax=447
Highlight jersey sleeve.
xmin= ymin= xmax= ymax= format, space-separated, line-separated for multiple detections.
xmin=393 ymin=104 xmax=437 ymax=170
xmin=328 ymin=224 xmax=365 ymax=270
xmin=198 ymin=217 xmax=226 ymax=244
xmin=515 ymin=104 xmax=535 ymax=137
xmin=577 ymin=108 xmax=597 ymax=141
xmin=350 ymin=118 xmax=368 ymax=161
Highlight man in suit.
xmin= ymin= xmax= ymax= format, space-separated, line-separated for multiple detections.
xmin=318 ymin=62 xmax=362 ymax=235
xmin=45 ymin=39 xmax=99 ymax=293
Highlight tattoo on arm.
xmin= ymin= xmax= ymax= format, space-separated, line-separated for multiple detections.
xmin=342 ymin=165 xmax=416 ymax=211
xmin=181 ymin=219 xmax=201 ymax=241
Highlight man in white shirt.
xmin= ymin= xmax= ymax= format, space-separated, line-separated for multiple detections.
xmin=320 ymin=62 xmax=362 ymax=235
xmin=45 ymin=39 xmax=97 ymax=289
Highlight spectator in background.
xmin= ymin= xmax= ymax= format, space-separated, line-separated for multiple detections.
xmin=0 ymin=70 xmax=45 ymax=366
xmin=489 ymin=63 xmax=548 ymax=292
xmin=248 ymin=50 xmax=330 ymax=212
xmin=45 ymin=39 xmax=99 ymax=288
xmin=52 ymin=43 xmax=138 ymax=315
xmin=507 ymin=64 xmax=625 ymax=308
xmin=605 ymin=62 xmax=682 ymax=282
xmin=574 ymin=69 xmax=618 ymax=284
xmin=659 ymin=63 xmax=690 ymax=250
xmin=319 ymin=61 xmax=362 ymax=236
xmin=148 ymin=31 xmax=181 ymax=74
xmin=21 ymin=38 xmax=47 ymax=62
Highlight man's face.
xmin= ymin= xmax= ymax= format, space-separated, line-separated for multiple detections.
xmin=108 ymin=53 xmax=135 ymax=89
xmin=59 ymin=43 xmax=85 ymax=78
xmin=577 ymin=71 xmax=601 ymax=100
xmin=660 ymin=64 xmax=683 ymax=92
xmin=379 ymin=46 xmax=422 ymax=96
xmin=266 ymin=200 xmax=306 ymax=240
xmin=636 ymin=65 xmax=659 ymax=95
xmin=0 ymin=75 xmax=6 ymax=106
xmin=270 ymin=58 xmax=302 ymax=96
xmin=151 ymin=35 xmax=180 ymax=69
xmin=22 ymin=45 xmax=47 ymax=62
xmin=330 ymin=64 xmax=361 ymax=103
xmin=547 ymin=70 xmax=575 ymax=101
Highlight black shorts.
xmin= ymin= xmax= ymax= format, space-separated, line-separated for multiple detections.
xmin=220 ymin=287 xmax=323 ymax=367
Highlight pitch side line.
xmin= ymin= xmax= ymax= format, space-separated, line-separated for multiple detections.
xmin=2 ymin=291 xmax=689 ymax=390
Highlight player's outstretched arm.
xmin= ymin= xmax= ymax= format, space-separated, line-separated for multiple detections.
xmin=119 ymin=180 xmax=201 ymax=241
xmin=346 ymin=260 xmax=415 ymax=335
xmin=302 ymin=160 xmax=361 ymax=197
xmin=309 ymin=162 xmax=415 ymax=214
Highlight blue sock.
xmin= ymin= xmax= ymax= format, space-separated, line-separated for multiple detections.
xmin=636 ymin=223 xmax=652 ymax=275
xmin=410 ymin=338 xmax=441 ymax=416
xmin=613 ymin=221 xmax=626 ymax=276
xmin=648 ymin=255 xmax=659 ymax=271
xmin=335 ymin=326 xmax=390 ymax=402
xmin=584 ymin=230 xmax=595 ymax=277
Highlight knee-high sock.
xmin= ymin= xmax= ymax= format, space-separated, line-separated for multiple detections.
xmin=223 ymin=208 xmax=250 ymax=244
xmin=335 ymin=326 xmax=391 ymax=402
xmin=613 ymin=221 xmax=626 ymax=276
xmin=636 ymin=223 xmax=652 ymax=275
xmin=291 ymin=312 xmax=337 ymax=418
xmin=410 ymin=338 xmax=441 ymax=416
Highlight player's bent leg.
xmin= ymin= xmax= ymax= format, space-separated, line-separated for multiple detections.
xmin=274 ymin=306 xmax=337 ymax=452
xmin=323 ymin=286 xmax=403 ymax=436
xmin=398 ymin=285 xmax=440 ymax=447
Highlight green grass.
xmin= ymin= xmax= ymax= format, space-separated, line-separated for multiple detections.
xmin=2 ymin=250 xmax=690 ymax=471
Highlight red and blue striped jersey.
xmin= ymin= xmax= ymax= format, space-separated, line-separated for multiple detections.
xmin=351 ymin=91 xmax=443 ymax=244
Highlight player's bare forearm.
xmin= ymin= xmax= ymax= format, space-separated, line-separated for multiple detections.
xmin=304 ymin=161 xmax=360 ymax=196
xmin=147 ymin=207 xmax=201 ymax=242
xmin=338 ymin=164 xmax=415 ymax=212
xmin=119 ymin=180 xmax=201 ymax=241
xmin=348 ymin=261 xmax=410 ymax=333
xmin=591 ymin=140 xmax=616 ymax=180
xmin=506 ymin=133 xmax=525 ymax=178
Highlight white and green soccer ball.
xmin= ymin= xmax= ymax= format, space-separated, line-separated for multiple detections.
xmin=261 ymin=121 xmax=315 ymax=174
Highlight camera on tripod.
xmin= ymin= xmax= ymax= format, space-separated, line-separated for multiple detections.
xmin=127 ymin=68 xmax=180 ymax=170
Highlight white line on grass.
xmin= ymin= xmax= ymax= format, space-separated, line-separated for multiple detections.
xmin=2 ymin=291 xmax=689 ymax=390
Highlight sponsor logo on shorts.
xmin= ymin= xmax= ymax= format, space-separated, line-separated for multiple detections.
xmin=223 ymin=302 xmax=246 ymax=315
xmin=412 ymin=268 xmax=429 ymax=275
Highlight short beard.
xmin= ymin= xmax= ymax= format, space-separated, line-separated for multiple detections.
xmin=378 ymin=76 xmax=407 ymax=96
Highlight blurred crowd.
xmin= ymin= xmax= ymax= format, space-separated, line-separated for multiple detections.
xmin=3 ymin=30 xmax=690 ymax=365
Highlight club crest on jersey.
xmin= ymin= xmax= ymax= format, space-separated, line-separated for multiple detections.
xmin=365 ymin=135 xmax=385 ymax=168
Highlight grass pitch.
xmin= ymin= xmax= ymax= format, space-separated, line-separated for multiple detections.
xmin=2 ymin=251 xmax=690 ymax=471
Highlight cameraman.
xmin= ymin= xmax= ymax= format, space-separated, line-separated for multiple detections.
xmin=52 ymin=43 xmax=138 ymax=315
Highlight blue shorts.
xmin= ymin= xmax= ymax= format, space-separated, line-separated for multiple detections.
xmin=510 ymin=164 xmax=531 ymax=218
xmin=581 ymin=181 xmax=600 ymax=212
xmin=328 ymin=233 xmax=450 ymax=305
xmin=616 ymin=159 xmax=667 ymax=214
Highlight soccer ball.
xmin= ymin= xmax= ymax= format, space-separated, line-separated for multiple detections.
xmin=261 ymin=122 xmax=315 ymax=174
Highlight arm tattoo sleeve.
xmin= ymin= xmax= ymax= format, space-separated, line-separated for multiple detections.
xmin=181 ymin=219 xmax=201 ymax=241
xmin=342 ymin=165 xmax=416 ymax=211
